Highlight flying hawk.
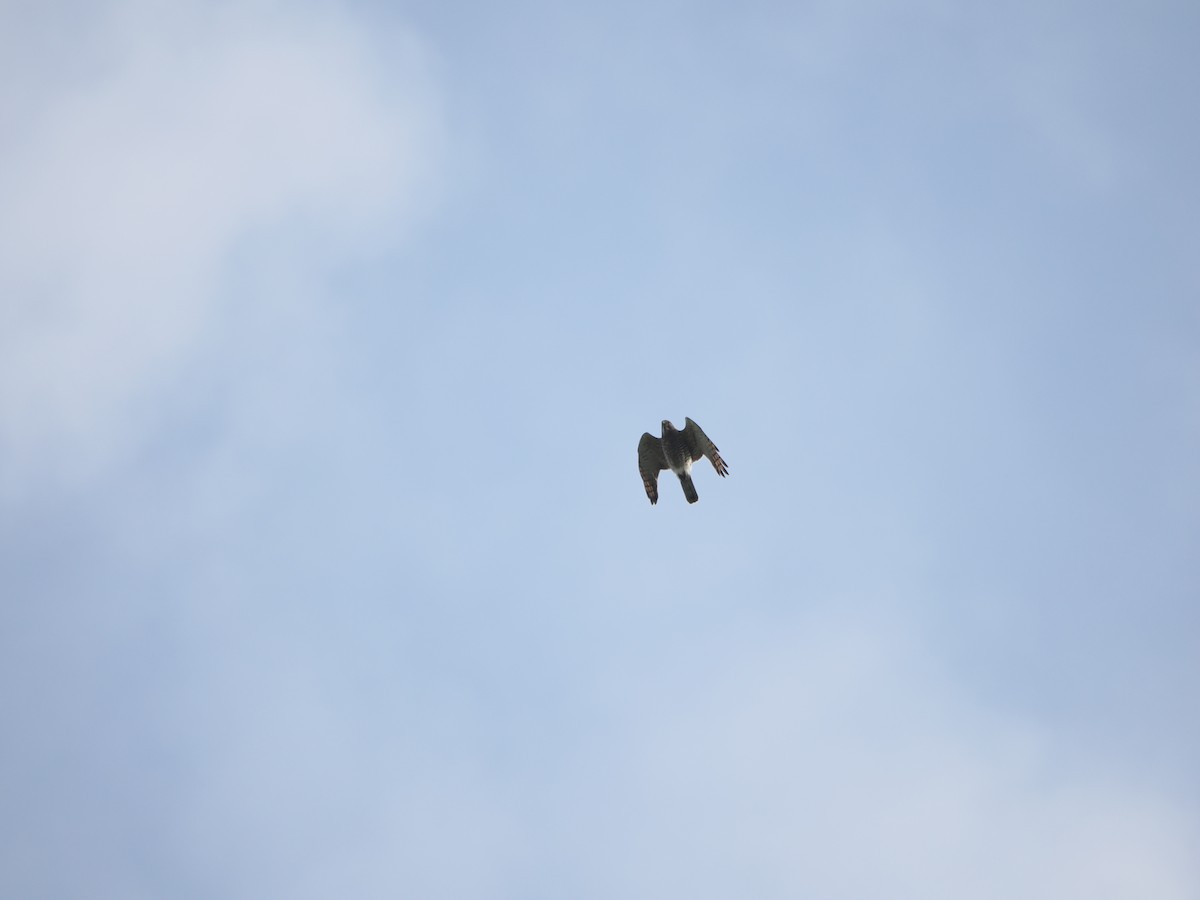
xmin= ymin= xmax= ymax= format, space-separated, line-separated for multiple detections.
xmin=637 ymin=417 xmax=729 ymax=505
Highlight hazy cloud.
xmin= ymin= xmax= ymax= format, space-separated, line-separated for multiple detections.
xmin=0 ymin=0 xmax=441 ymax=494
xmin=577 ymin=613 xmax=1200 ymax=899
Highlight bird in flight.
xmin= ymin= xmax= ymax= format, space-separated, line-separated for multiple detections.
xmin=637 ymin=417 xmax=729 ymax=505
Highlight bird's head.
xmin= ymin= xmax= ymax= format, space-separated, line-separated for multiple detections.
xmin=661 ymin=419 xmax=676 ymax=434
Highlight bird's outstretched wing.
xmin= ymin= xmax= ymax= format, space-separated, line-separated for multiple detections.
xmin=637 ymin=432 xmax=667 ymax=505
xmin=682 ymin=417 xmax=729 ymax=477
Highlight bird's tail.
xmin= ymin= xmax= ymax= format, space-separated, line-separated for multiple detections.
xmin=680 ymin=473 xmax=699 ymax=504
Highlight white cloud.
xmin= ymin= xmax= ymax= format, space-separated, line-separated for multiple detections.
xmin=0 ymin=0 xmax=441 ymax=494
xmin=108 ymin=606 xmax=1195 ymax=899
xmin=574 ymin=612 xmax=1200 ymax=899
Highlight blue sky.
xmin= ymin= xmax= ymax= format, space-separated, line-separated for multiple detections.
xmin=2 ymin=0 xmax=1198 ymax=896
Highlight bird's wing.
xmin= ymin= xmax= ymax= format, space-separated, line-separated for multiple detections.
xmin=637 ymin=432 xmax=666 ymax=505
xmin=683 ymin=417 xmax=729 ymax=477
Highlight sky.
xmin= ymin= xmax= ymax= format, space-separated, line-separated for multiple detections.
xmin=1 ymin=0 xmax=1198 ymax=896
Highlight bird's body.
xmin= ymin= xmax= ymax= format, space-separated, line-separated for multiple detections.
xmin=637 ymin=417 xmax=729 ymax=505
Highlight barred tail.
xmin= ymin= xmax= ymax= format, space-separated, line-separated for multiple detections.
xmin=680 ymin=473 xmax=699 ymax=504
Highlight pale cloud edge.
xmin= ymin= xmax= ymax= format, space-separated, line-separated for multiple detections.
xmin=0 ymin=0 xmax=443 ymax=495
